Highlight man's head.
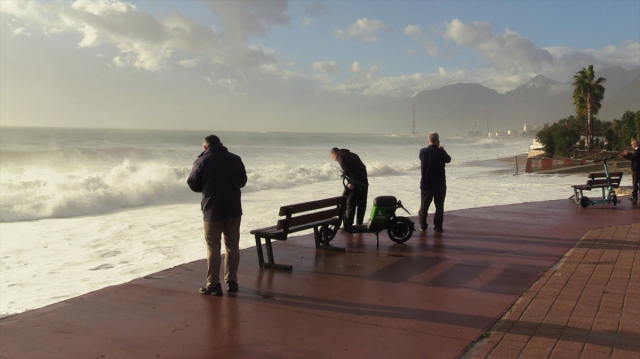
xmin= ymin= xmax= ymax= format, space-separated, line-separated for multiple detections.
xmin=428 ymin=132 xmax=439 ymax=145
xmin=203 ymin=135 xmax=222 ymax=149
xmin=632 ymin=139 xmax=639 ymax=148
xmin=330 ymin=147 xmax=340 ymax=161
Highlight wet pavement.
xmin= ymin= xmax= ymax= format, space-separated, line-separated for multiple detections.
xmin=1 ymin=198 xmax=638 ymax=359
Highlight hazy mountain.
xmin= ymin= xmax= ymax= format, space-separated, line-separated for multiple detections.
xmin=600 ymin=73 xmax=640 ymax=120
xmin=407 ymin=66 xmax=640 ymax=137
xmin=598 ymin=66 xmax=640 ymax=98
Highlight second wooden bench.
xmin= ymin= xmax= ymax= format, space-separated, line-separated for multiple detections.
xmin=571 ymin=171 xmax=623 ymax=203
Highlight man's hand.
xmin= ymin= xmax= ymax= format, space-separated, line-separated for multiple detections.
xmin=620 ymin=150 xmax=628 ymax=158
xmin=348 ymin=183 xmax=355 ymax=190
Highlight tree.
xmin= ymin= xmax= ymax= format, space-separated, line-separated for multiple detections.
xmin=536 ymin=116 xmax=582 ymax=157
xmin=616 ymin=110 xmax=640 ymax=149
xmin=572 ymin=65 xmax=605 ymax=150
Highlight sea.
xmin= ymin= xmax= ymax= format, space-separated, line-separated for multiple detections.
xmin=1 ymin=127 xmax=618 ymax=318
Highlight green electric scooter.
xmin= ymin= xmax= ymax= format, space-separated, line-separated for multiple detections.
xmin=321 ymin=175 xmax=415 ymax=246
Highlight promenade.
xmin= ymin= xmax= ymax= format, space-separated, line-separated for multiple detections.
xmin=1 ymin=198 xmax=638 ymax=358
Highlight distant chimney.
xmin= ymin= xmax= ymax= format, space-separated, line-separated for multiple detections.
xmin=524 ymin=124 xmax=528 ymax=132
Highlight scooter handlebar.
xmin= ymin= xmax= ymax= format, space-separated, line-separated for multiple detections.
xmin=592 ymin=155 xmax=618 ymax=163
xmin=397 ymin=200 xmax=412 ymax=215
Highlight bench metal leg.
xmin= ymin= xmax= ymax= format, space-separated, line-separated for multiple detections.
xmin=255 ymin=235 xmax=292 ymax=270
xmin=314 ymin=225 xmax=345 ymax=252
xmin=255 ymin=234 xmax=266 ymax=267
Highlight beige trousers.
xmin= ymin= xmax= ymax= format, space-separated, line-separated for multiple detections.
xmin=204 ymin=216 xmax=241 ymax=287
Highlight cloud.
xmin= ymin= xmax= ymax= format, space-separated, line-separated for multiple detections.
xmin=179 ymin=58 xmax=198 ymax=68
xmin=112 ymin=43 xmax=172 ymax=71
xmin=337 ymin=67 xmax=471 ymax=98
xmin=10 ymin=26 xmax=31 ymax=36
xmin=313 ymin=61 xmax=339 ymax=74
xmin=0 ymin=0 xmax=43 ymax=19
xmin=443 ymin=19 xmax=553 ymax=74
xmin=206 ymin=0 xmax=289 ymax=43
xmin=334 ymin=18 xmax=391 ymax=43
xmin=305 ymin=1 xmax=329 ymax=16
xmin=539 ymin=41 xmax=640 ymax=82
xmin=301 ymin=17 xmax=313 ymax=28
xmin=349 ymin=61 xmax=361 ymax=73
xmin=404 ymin=24 xmax=439 ymax=57
xmin=1 ymin=0 xmax=289 ymax=71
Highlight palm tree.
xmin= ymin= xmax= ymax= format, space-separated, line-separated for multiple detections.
xmin=572 ymin=65 xmax=605 ymax=150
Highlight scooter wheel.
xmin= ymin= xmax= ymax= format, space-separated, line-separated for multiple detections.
xmin=387 ymin=217 xmax=414 ymax=243
xmin=611 ymin=194 xmax=617 ymax=206
xmin=317 ymin=223 xmax=339 ymax=245
xmin=580 ymin=196 xmax=590 ymax=208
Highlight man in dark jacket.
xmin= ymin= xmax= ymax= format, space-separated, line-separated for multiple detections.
xmin=188 ymin=135 xmax=247 ymax=296
xmin=331 ymin=147 xmax=368 ymax=229
xmin=419 ymin=132 xmax=451 ymax=233
xmin=620 ymin=139 xmax=640 ymax=201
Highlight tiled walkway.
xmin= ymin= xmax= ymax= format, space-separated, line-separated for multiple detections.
xmin=1 ymin=199 xmax=638 ymax=359
xmin=462 ymin=223 xmax=640 ymax=359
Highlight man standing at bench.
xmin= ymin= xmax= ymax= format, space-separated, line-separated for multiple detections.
xmin=331 ymin=147 xmax=368 ymax=229
xmin=620 ymin=138 xmax=640 ymax=202
xmin=419 ymin=132 xmax=451 ymax=233
xmin=188 ymin=135 xmax=247 ymax=296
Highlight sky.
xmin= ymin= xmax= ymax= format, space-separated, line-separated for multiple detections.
xmin=1 ymin=0 xmax=639 ymax=133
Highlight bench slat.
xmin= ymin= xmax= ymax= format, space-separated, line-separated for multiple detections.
xmin=278 ymin=196 xmax=343 ymax=216
xmin=588 ymin=179 xmax=622 ymax=186
xmin=277 ymin=207 xmax=341 ymax=230
xmin=252 ymin=217 xmax=341 ymax=238
xmin=250 ymin=225 xmax=277 ymax=235
xmin=588 ymin=172 xmax=623 ymax=179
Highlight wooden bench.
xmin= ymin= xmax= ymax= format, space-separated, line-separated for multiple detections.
xmin=571 ymin=172 xmax=623 ymax=203
xmin=250 ymin=196 xmax=345 ymax=270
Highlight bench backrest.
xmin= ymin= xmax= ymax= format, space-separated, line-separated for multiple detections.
xmin=276 ymin=196 xmax=343 ymax=232
xmin=587 ymin=172 xmax=623 ymax=186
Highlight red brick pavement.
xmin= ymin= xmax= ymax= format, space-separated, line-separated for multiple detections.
xmin=462 ymin=223 xmax=640 ymax=359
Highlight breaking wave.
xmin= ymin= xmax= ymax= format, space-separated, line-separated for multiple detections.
xmin=1 ymin=159 xmax=417 ymax=222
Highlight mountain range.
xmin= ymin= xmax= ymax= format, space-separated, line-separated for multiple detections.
xmin=402 ymin=66 xmax=640 ymax=137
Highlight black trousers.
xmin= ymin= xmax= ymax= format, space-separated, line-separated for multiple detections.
xmin=344 ymin=186 xmax=368 ymax=228
xmin=632 ymin=171 xmax=639 ymax=198
xmin=419 ymin=186 xmax=446 ymax=229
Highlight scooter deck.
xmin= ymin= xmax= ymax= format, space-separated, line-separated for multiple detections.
xmin=345 ymin=224 xmax=370 ymax=233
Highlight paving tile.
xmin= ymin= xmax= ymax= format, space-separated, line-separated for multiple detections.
xmin=549 ymin=347 xmax=582 ymax=359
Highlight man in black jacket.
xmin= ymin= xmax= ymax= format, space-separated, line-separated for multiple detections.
xmin=620 ymin=139 xmax=640 ymax=201
xmin=419 ymin=132 xmax=452 ymax=233
xmin=331 ymin=147 xmax=368 ymax=229
xmin=188 ymin=135 xmax=247 ymax=296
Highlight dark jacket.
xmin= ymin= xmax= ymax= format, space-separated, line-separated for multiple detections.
xmin=419 ymin=145 xmax=452 ymax=190
xmin=624 ymin=147 xmax=640 ymax=173
xmin=337 ymin=149 xmax=368 ymax=187
xmin=187 ymin=146 xmax=247 ymax=222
